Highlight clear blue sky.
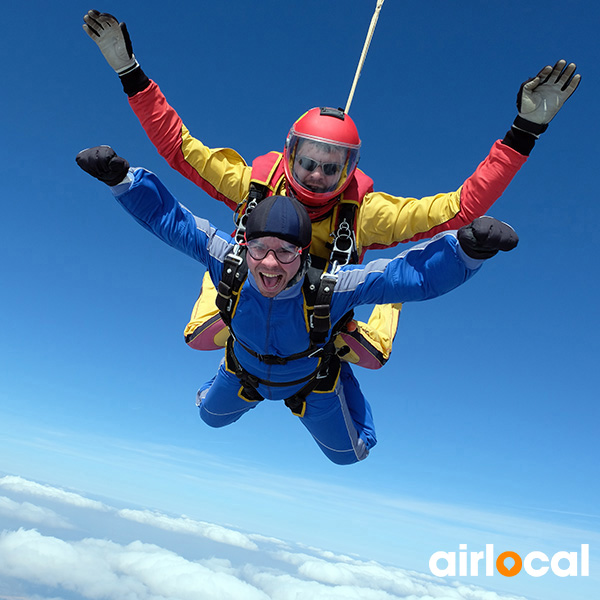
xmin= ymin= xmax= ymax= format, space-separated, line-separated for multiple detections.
xmin=1 ymin=1 xmax=598 ymax=599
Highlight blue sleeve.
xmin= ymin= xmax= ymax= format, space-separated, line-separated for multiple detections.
xmin=330 ymin=232 xmax=483 ymax=322
xmin=111 ymin=168 xmax=234 ymax=284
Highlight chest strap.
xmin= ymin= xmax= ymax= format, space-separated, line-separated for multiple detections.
xmin=226 ymin=336 xmax=325 ymax=388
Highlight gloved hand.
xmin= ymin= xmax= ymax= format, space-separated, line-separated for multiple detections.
xmin=514 ymin=60 xmax=581 ymax=136
xmin=83 ymin=10 xmax=138 ymax=75
xmin=76 ymin=146 xmax=130 ymax=186
xmin=457 ymin=216 xmax=518 ymax=260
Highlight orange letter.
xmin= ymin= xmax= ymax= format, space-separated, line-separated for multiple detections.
xmin=496 ymin=551 xmax=522 ymax=577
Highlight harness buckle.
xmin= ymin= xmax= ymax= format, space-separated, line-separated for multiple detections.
xmin=307 ymin=347 xmax=323 ymax=359
xmin=316 ymin=368 xmax=329 ymax=380
xmin=226 ymin=249 xmax=245 ymax=265
xmin=329 ymin=218 xmax=355 ymax=268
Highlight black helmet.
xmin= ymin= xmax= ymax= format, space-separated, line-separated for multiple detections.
xmin=245 ymin=195 xmax=312 ymax=250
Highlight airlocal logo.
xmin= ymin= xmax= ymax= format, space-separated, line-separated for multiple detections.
xmin=429 ymin=544 xmax=589 ymax=578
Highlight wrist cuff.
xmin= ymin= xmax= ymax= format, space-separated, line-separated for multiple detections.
xmin=119 ymin=65 xmax=151 ymax=97
xmin=512 ymin=116 xmax=548 ymax=137
xmin=110 ymin=169 xmax=135 ymax=195
xmin=502 ymin=126 xmax=537 ymax=156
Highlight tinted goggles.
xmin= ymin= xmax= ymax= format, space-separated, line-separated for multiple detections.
xmin=296 ymin=155 xmax=343 ymax=177
xmin=243 ymin=239 xmax=302 ymax=264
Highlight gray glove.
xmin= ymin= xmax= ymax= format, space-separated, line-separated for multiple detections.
xmin=457 ymin=216 xmax=518 ymax=260
xmin=514 ymin=60 xmax=581 ymax=136
xmin=83 ymin=10 xmax=138 ymax=75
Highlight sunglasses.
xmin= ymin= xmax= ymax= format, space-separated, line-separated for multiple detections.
xmin=243 ymin=239 xmax=303 ymax=264
xmin=296 ymin=155 xmax=343 ymax=177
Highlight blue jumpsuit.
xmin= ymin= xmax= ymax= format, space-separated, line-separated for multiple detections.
xmin=112 ymin=168 xmax=484 ymax=465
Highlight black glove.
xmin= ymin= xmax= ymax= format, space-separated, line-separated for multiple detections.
xmin=458 ymin=217 xmax=518 ymax=260
xmin=76 ymin=146 xmax=130 ymax=186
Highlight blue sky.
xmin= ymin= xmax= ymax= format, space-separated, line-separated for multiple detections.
xmin=1 ymin=1 xmax=599 ymax=599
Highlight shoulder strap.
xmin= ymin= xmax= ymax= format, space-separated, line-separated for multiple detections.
xmin=303 ymin=257 xmax=353 ymax=346
xmin=216 ymin=247 xmax=248 ymax=327
xmin=329 ymin=169 xmax=372 ymax=265
xmin=232 ymin=182 xmax=268 ymax=243
xmin=249 ymin=151 xmax=286 ymax=193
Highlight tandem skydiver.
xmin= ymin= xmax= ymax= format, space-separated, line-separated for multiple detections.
xmin=81 ymin=10 xmax=580 ymax=371
xmin=76 ymin=145 xmax=518 ymax=465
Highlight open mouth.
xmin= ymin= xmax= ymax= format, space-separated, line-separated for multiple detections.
xmin=259 ymin=272 xmax=283 ymax=291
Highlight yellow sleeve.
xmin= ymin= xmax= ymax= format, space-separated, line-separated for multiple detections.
xmin=179 ymin=125 xmax=253 ymax=208
xmin=129 ymin=80 xmax=252 ymax=209
xmin=357 ymin=189 xmax=463 ymax=247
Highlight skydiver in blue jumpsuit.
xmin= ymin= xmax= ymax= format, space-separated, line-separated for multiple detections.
xmin=77 ymin=146 xmax=518 ymax=465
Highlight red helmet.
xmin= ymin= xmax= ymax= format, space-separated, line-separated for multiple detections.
xmin=283 ymin=107 xmax=361 ymax=207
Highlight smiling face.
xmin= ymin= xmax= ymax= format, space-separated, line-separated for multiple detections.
xmin=246 ymin=236 xmax=302 ymax=298
xmin=292 ymin=141 xmax=346 ymax=194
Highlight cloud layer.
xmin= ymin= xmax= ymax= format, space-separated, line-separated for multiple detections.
xmin=0 ymin=528 xmax=530 ymax=600
xmin=0 ymin=476 xmax=530 ymax=600
xmin=0 ymin=475 xmax=109 ymax=511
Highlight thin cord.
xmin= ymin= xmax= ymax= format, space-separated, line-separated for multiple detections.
xmin=345 ymin=0 xmax=385 ymax=114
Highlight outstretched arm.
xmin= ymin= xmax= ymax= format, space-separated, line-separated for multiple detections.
xmin=359 ymin=60 xmax=580 ymax=249
xmin=76 ymin=146 xmax=231 ymax=283
xmin=334 ymin=217 xmax=518 ymax=321
xmin=82 ymin=11 xmax=251 ymax=210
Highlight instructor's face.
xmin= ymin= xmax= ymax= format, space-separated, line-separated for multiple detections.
xmin=292 ymin=142 xmax=345 ymax=194
xmin=246 ymin=236 xmax=302 ymax=298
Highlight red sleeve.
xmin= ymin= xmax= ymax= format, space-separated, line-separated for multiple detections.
xmin=408 ymin=140 xmax=527 ymax=242
xmin=129 ymin=81 xmax=186 ymax=167
xmin=128 ymin=80 xmax=243 ymax=209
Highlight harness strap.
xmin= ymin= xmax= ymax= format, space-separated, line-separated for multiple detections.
xmin=225 ymin=337 xmax=340 ymax=418
xmin=232 ymin=182 xmax=267 ymax=243
xmin=233 ymin=335 xmax=323 ymax=365
xmin=216 ymin=248 xmax=247 ymax=327
xmin=303 ymin=258 xmax=353 ymax=347
xmin=226 ymin=337 xmax=323 ymax=389
xmin=311 ymin=271 xmax=337 ymax=344
xmin=215 ymin=186 xmax=358 ymax=417
xmin=284 ymin=353 xmax=341 ymax=417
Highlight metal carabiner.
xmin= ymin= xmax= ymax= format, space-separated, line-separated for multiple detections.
xmin=329 ymin=218 xmax=355 ymax=268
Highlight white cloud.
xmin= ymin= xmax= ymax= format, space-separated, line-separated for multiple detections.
xmin=117 ymin=508 xmax=259 ymax=550
xmin=248 ymin=532 xmax=292 ymax=548
xmin=268 ymin=550 xmax=529 ymax=600
xmin=0 ymin=477 xmax=542 ymax=600
xmin=0 ymin=528 xmax=269 ymax=600
xmin=0 ymin=476 xmax=109 ymax=511
xmin=1 ymin=475 xmax=260 ymax=551
xmin=0 ymin=527 xmax=531 ymax=600
xmin=0 ymin=496 xmax=72 ymax=529
xmin=245 ymin=568 xmax=400 ymax=600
